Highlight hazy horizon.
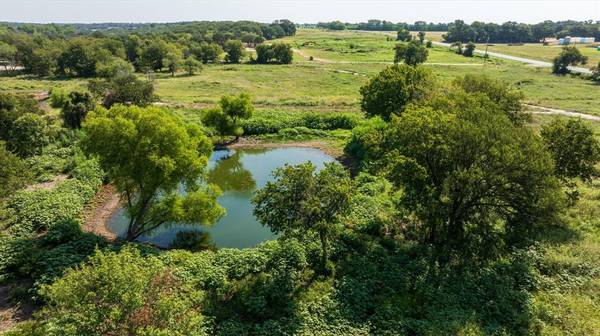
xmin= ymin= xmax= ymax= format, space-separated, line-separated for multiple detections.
xmin=2 ymin=0 xmax=599 ymax=25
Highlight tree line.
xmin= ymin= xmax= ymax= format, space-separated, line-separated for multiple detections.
xmin=0 ymin=20 xmax=296 ymax=77
xmin=444 ymin=19 xmax=600 ymax=43
xmin=313 ymin=19 xmax=600 ymax=43
xmin=315 ymin=20 xmax=449 ymax=31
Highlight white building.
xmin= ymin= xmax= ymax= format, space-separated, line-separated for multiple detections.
xmin=558 ymin=36 xmax=596 ymax=45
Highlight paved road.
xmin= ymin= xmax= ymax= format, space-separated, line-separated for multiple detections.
xmin=353 ymin=31 xmax=592 ymax=74
xmin=431 ymin=41 xmax=592 ymax=74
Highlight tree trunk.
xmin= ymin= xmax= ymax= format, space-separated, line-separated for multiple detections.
xmin=319 ymin=231 xmax=329 ymax=274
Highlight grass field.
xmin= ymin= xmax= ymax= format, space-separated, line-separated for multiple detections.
xmin=1 ymin=29 xmax=599 ymax=116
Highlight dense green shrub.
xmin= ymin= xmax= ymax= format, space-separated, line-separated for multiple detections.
xmin=239 ymin=111 xmax=359 ymax=136
xmin=32 ymin=246 xmax=208 ymax=335
xmin=8 ymin=113 xmax=50 ymax=157
xmin=3 ymin=157 xmax=103 ymax=236
xmin=25 ymin=145 xmax=76 ymax=182
xmin=49 ymin=88 xmax=70 ymax=108
xmin=276 ymin=126 xmax=329 ymax=140
xmin=0 ymin=141 xmax=32 ymax=199
xmin=344 ymin=117 xmax=387 ymax=171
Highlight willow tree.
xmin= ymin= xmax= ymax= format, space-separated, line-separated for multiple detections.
xmin=82 ymin=105 xmax=224 ymax=241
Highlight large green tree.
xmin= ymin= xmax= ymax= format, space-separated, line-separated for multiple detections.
xmin=359 ymin=64 xmax=433 ymax=120
xmin=82 ymin=105 xmax=224 ymax=241
xmin=88 ymin=74 xmax=156 ymax=108
xmin=61 ymin=91 xmax=95 ymax=129
xmin=202 ymin=93 xmax=254 ymax=141
xmin=454 ymin=74 xmax=527 ymax=125
xmin=552 ymin=46 xmax=588 ymax=75
xmin=35 ymin=247 xmax=208 ymax=335
xmin=382 ymin=96 xmax=563 ymax=259
xmin=183 ymin=56 xmax=202 ymax=75
xmin=541 ymin=118 xmax=600 ymax=182
xmin=224 ymin=40 xmax=245 ymax=64
xmin=394 ymin=41 xmax=428 ymax=65
xmin=253 ymin=162 xmax=353 ymax=273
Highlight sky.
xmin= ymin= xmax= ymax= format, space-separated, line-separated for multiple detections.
xmin=1 ymin=0 xmax=599 ymax=24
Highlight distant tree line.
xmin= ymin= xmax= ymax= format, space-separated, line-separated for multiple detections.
xmin=443 ymin=19 xmax=600 ymax=43
xmin=0 ymin=20 xmax=296 ymax=40
xmin=315 ymin=20 xmax=449 ymax=31
xmin=313 ymin=19 xmax=600 ymax=43
xmin=0 ymin=20 xmax=297 ymax=77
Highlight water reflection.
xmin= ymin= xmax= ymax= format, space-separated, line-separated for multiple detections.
xmin=107 ymin=147 xmax=336 ymax=249
xmin=207 ymin=150 xmax=256 ymax=194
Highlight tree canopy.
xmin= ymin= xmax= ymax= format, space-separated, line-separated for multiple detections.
xmin=359 ymin=64 xmax=433 ymax=120
xmin=541 ymin=118 xmax=600 ymax=182
xmin=394 ymin=41 xmax=428 ymax=65
xmin=202 ymin=93 xmax=254 ymax=141
xmin=81 ymin=105 xmax=224 ymax=241
xmin=253 ymin=162 xmax=353 ymax=272
xmin=552 ymin=46 xmax=588 ymax=75
xmin=383 ymin=96 xmax=563 ymax=259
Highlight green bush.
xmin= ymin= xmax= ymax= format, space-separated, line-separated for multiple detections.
xmin=35 ymin=246 xmax=207 ymax=335
xmin=239 ymin=111 xmax=359 ymax=136
xmin=49 ymin=88 xmax=70 ymax=108
xmin=276 ymin=126 xmax=328 ymax=140
xmin=344 ymin=117 xmax=388 ymax=171
xmin=25 ymin=145 xmax=75 ymax=182
xmin=4 ymin=157 xmax=103 ymax=236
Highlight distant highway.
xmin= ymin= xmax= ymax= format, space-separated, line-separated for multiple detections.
xmin=353 ymin=30 xmax=592 ymax=75
xmin=430 ymin=41 xmax=592 ymax=75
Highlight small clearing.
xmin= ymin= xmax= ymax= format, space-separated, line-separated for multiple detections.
xmin=0 ymin=285 xmax=35 ymax=333
xmin=82 ymin=184 xmax=120 ymax=241
xmin=25 ymin=174 xmax=68 ymax=192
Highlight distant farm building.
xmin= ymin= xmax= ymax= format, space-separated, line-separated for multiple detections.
xmin=558 ymin=36 xmax=596 ymax=45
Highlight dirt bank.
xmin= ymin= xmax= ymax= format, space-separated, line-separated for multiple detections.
xmin=82 ymin=184 xmax=120 ymax=241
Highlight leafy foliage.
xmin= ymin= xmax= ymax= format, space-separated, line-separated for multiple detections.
xmin=552 ymin=46 xmax=588 ymax=75
xmin=253 ymin=162 xmax=353 ymax=272
xmin=394 ymin=41 xmax=428 ymax=65
xmin=36 ymin=246 xmax=208 ymax=335
xmin=82 ymin=105 xmax=224 ymax=241
xmin=256 ymin=43 xmax=293 ymax=64
xmin=384 ymin=98 xmax=563 ymax=259
xmin=61 ymin=91 xmax=95 ymax=129
xmin=202 ymin=93 xmax=255 ymax=140
xmin=359 ymin=64 xmax=433 ymax=120
xmin=224 ymin=40 xmax=245 ymax=64
xmin=0 ymin=141 xmax=32 ymax=199
xmin=88 ymin=74 xmax=156 ymax=108
xmin=541 ymin=118 xmax=600 ymax=181
xmin=454 ymin=74 xmax=527 ymax=125
xmin=9 ymin=113 xmax=50 ymax=157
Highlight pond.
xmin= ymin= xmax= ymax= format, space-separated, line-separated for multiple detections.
xmin=107 ymin=147 xmax=336 ymax=248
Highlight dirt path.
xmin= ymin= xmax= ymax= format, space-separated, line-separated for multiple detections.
xmin=526 ymin=104 xmax=600 ymax=122
xmin=0 ymin=285 xmax=35 ymax=334
xmin=82 ymin=184 xmax=120 ymax=241
xmin=293 ymin=48 xmax=484 ymax=67
xmin=25 ymin=174 xmax=68 ymax=192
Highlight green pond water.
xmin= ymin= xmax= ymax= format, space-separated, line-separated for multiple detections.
xmin=107 ymin=147 xmax=335 ymax=248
